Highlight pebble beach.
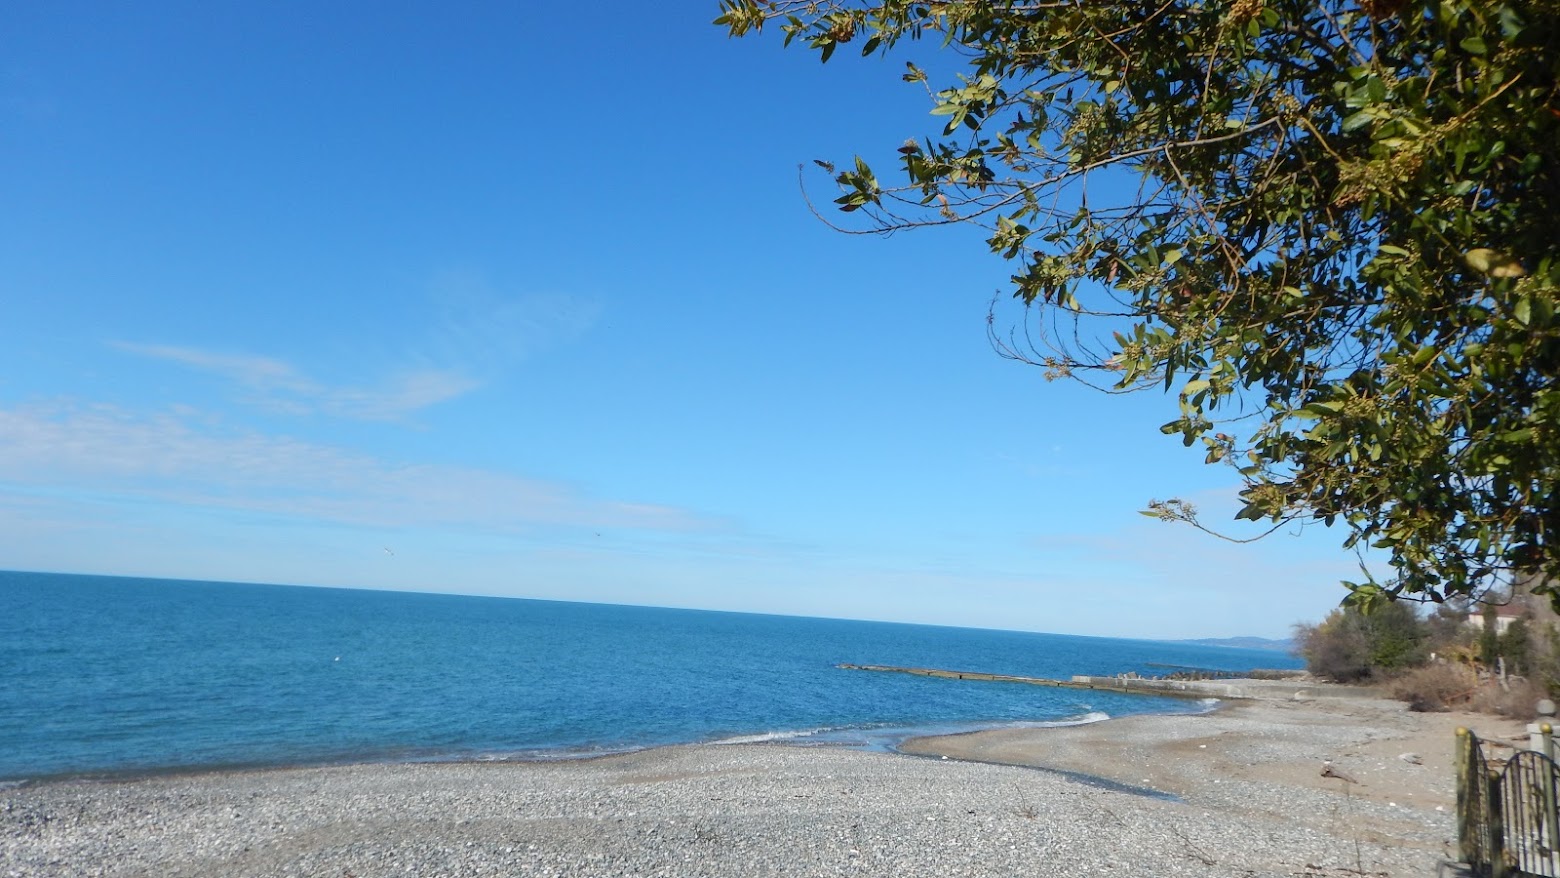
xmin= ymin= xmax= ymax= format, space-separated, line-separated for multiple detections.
xmin=2 ymin=682 xmax=1525 ymax=878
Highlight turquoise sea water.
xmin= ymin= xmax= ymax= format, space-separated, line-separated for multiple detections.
xmin=0 ymin=570 xmax=1301 ymax=782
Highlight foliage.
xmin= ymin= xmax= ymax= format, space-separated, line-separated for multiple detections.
xmin=1368 ymin=600 xmax=1431 ymax=669
xmin=1424 ymin=597 xmax=1475 ymax=652
xmin=1500 ymin=615 xmax=1533 ymax=671
xmin=1295 ymin=614 xmax=1370 ymax=681
xmin=1296 ymin=601 xmax=1427 ymax=680
xmin=1536 ymin=621 xmax=1560 ymax=691
xmin=1480 ymin=603 xmax=1502 ymax=665
xmin=717 ymin=0 xmax=1560 ymax=606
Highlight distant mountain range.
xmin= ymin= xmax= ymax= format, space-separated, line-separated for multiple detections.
xmin=1178 ymin=636 xmax=1297 ymax=653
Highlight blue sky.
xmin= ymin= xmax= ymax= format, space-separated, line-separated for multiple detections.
xmin=1 ymin=2 xmax=1369 ymax=638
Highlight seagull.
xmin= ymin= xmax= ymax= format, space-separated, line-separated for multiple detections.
xmin=383 ymin=547 xmax=394 ymax=555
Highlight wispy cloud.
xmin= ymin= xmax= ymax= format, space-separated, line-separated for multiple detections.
xmin=425 ymin=275 xmax=602 ymax=371
xmin=112 ymin=284 xmax=601 ymax=422
xmin=0 ymin=401 xmax=709 ymax=533
xmin=113 ymin=342 xmax=478 ymax=421
xmin=112 ymin=344 xmax=312 ymax=392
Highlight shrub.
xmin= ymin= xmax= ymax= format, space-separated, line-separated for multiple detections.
xmin=1499 ymin=617 xmax=1533 ymax=675
xmin=1469 ymin=677 xmax=1548 ymax=721
xmin=1390 ymin=663 xmax=1479 ymax=712
xmin=1298 ymin=603 xmax=1427 ymax=682
xmin=1296 ymin=614 xmax=1372 ymax=682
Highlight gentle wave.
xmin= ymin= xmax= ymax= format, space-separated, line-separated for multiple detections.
xmin=709 ymin=727 xmax=835 ymax=746
xmin=710 ymin=710 xmax=1115 ymax=751
xmin=1007 ymin=710 xmax=1112 ymax=729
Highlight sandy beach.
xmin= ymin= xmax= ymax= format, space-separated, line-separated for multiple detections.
xmin=1 ymin=681 xmax=1529 ymax=877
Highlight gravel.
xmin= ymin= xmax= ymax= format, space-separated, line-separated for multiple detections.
xmin=2 ymin=735 xmax=1450 ymax=877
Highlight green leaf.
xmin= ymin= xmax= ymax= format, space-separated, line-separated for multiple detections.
xmin=1341 ymin=110 xmax=1376 ymax=132
xmin=1181 ymin=378 xmax=1210 ymax=397
xmin=1295 ymin=401 xmax=1343 ymax=420
xmin=722 ymin=0 xmax=1560 ymax=609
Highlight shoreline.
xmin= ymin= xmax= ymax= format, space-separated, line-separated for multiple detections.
xmin=0 ymin=701 xmax=1198 ymax=791
xmin=3 ymin=680 xmax=1533 ymax=877
xmin=901 ymin=683 xmax=1526 ymax=805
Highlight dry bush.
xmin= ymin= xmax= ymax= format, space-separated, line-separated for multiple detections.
xmin=1295 ymin=615 xmax=1371 ymax=682
xmin=1297 ymin=603 xmax=1426 ymax=682
xmin=1389 ymin=663 xmax=1479 ymax=711
xmin=1469 ymin=677 xmax=1548 ymax=720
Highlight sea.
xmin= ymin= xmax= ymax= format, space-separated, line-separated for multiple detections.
xmin=0 ymin=570 xmax=1301 ymax=783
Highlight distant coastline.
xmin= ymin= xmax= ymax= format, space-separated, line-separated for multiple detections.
xmin=1173 ymin=635 xmax=1297 ymax=653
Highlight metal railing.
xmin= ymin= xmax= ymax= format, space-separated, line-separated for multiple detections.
xmin=1460 ymin=726 xmax=1560 ymax=877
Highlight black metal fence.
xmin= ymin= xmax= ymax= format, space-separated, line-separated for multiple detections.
xmin=1460 ymin=728 xmax=1560 ymax=877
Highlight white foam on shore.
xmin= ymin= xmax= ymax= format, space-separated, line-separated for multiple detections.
xmin=1013 ymin=710 xmax=1112 ymax=728
xmin=709 ymin=710 xmax=1120 ymax=754
xmin=416 ymin=707 xmax=1174 ymax=768
xmin=708 ymin=728 xmax=835 ymax=746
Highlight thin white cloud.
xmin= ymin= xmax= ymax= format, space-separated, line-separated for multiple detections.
xmin=111 ymin=344 xmax=312 ymax=391
xmin=425 ymin=276 xmax=602 ymax=371
xmin=310 ymin=370 xmax=479 ymax=421
xmin=112 ymin=285 xmax=600 ymax=422
xmin=0 ymin=401 xmax=708 ymax=533
xmin=113 ymin=341 xmax=477 ymax=421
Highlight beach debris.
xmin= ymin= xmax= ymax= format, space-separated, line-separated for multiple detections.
xmin=1320 ymin=761 xmax=1358 ymax=783
xmin=1292 ymin=690 xmax=1311 ymax=702
xmin=1398 ymin=752 xmax=1422 ymax=765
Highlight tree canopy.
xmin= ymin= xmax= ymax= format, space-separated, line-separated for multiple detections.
xmin=718 ymin=0 xmax=1560 ymax=608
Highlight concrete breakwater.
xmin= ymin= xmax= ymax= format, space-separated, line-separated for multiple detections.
xmin=835 ymin=663 xmax=1257 ymax=700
